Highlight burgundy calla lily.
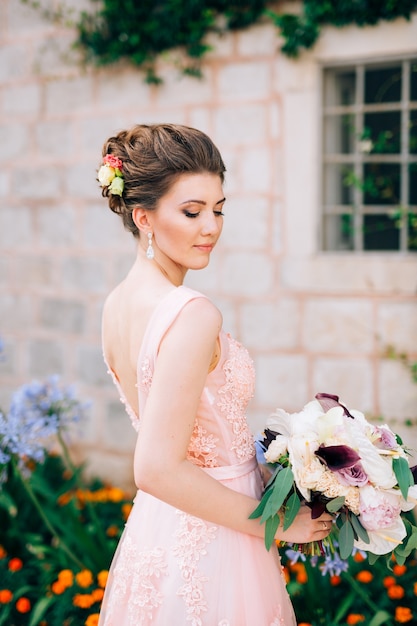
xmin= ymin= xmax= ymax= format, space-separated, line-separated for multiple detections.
xmin=315 ymin=444 xmax=360 ymax=470
xmin=315 ymin=392 xmax=355 ymax=419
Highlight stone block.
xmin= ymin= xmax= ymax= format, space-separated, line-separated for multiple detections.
xmin=218 ymin=148 xmax=239 ymax=195
xmin=29 ymin=339 xmax=65 ymax=377
xmin=40 ymin=298 xmax=86 ymax=334
xmin=79 ymin=117 xmax=125 ymax=155
xmin=110 ymin=251 xmax=137 ymax=286
xmin=0 ymin=295 xmax=32 ymax=331
xmin=221 ymin=195 xmax=269 ymax=249
xmin=7 ymin=0 xmax=52 ymax=33
xmin=254 ymin=354 xmax=309 ymax=410
xmin=77 ymin=344 xmax=112 ymax=387
xmin=4 ymin=84 xmax=41 ymax=115
xmin=0 ymin=207 xmax=33 ymax=248
xmin=83 ymin=449 xmax=136 ymax=492
xmin=204 ymin=31 xmax=234 ymax=59
xmin=0 ymin=124 xmax=29 ymax=160
xmin=0 ymin=339 xmax=17 ymax=376
xmin=217 ymin=61 xmax=270 ymax=101
xmin=220 ymin=252 xmax=274 ymax=297
xmin=0 ymin=44 xmax=29 ymax=82
xmin=37 ymin=204 xmax=78 ymax=246
xmin=82 ymin=203 xmax=127 ymax=248
xmin=188 ymin=108 xmax=212 ymax=136
xmin=13 ymin=166 xmax=62 ymax=199
xmin=240 ymin=147 xmax=271 ymax=193
xmin=184 ymin=253 xmax=222 ymax=294
xmin=96 ymin=69 xmax=153 ymax=110
xmin=45 ymin=76 xmax=94 ymax=115
xmin=0 ymin=258 xmax=9 ymax=285
xmin=377 ymin=302 xmax=417 ymax=354
xmin=64 ymin=162 xmax=100 ymax=198
xmin=240 ymin=299 xmax=300 ymax=350
xmin=34 ymin=34 xmax=84 ymax=76
xmin=312 ymin=357 xmax=374 ymax=413
xmin=0 ymin=171 xmax=9 ymax=197
xmin=271 ymin=201 xmax=282 ymax=254
xmin=104 ymin=400 xmax=137 ymax=450
xmin=236 ymin=23 xmax=277 ymax=56
xmin=14 ymin=256 xmax=57 ymax=288
xmin=213 ymin=103 xmax=268 ymax=146
xmin=35 ymin=120 xmax=74 ymax=157
xmin=378 ymin=360 xmax=417 ymax=420
xmin=303 ymin=299 xmax=374 ymax=353
xmin=61 ymin=257 xmax=107 ymax=293
xmin=155 ymin=67 xmax=213 ymax=107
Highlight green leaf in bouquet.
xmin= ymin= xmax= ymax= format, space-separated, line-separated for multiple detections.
xmin=349 ymin=512 xmax=370 ymax=544
xmin=393 ymin=519 xmax=417 ymax=562
xmin=28 ymin=596 xmax=56 ymax=626
xmin=338 ymin=518 xmax=354 ymax=560
xmin=392 ymin=456 xmax=413 ymax=500
xmin=261 ymin=467 xmax=294 ymax=523
xmin=249 ymin=486 xmax=273 ymax=520
xmin=326 ymin=496 xmax=345 ymax=513
xmin=265 ymin=512 xmax=280 ymax=550
xmin=283 ymin=490 xmax=300 ymax=531
xmin=367 ymin=552 xmax=380 ymax=566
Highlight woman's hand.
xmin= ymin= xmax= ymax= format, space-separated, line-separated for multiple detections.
xmin=275 ymin=504 xmax=333 ymax=544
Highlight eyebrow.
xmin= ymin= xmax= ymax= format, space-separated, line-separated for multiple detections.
xmin=179 ymin=197 xmax=226 ymax=206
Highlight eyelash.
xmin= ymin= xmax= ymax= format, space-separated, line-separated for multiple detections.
xmin=184 ymin=210 xmax=224 ymax=218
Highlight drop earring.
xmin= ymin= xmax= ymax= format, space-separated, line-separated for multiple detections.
xmin=146 ymin=232 xmax=154 ymax=260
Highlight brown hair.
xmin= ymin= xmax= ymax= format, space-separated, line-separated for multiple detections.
xmin=100 ymin=124 xmax=226 ymax=237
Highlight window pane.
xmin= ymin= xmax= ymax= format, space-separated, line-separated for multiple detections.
xmin=409 ymin=213 xmax=417 ymax=250
xmin=411 ymin=61 xmax=417 ymax=101
xmin=365 ymin=66 xmax=401 ymax=104
xmin=363 ymin=163 xmax=400 ymax=205
xmin=363 ymin=111 xmax=401 ymax=154
xmin=324 ymin=70 xmax=355 ymax=106
xmin=363 ymin=214 xmax=400 ymax=250
xmin=410 ymin=163 xmax=417 ymax=205
xmin=323 ymin=214 xmax=354 ymax=250
xmin=324 ymin=114 xmax=355 ymax=154
xmin=324 ymin=164 xmax=354 ymax=205
xmin=410 ymin=110 xmax=417 ymax=155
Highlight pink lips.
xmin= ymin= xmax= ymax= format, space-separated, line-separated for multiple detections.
xmin=194 ymin=244 xmax=214 ymax=252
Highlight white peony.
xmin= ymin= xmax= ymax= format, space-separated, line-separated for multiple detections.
xmin=98 ymin=164 xmax=115 ymax=187
xmin=264 ymin=436 xmax=288 ymax=463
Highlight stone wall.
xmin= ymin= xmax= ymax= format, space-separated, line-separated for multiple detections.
xmin=1 ymin=0 xmax=416 ymax=488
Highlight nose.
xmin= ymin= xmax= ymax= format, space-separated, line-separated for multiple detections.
xmin=201 ymin=211 xmax=222 ymax=237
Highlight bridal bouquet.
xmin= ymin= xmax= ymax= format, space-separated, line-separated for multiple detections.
xmin=250 ymin=393 xmax=417 ymax=564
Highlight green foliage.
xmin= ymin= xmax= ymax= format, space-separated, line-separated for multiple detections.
xmin=70 ymin=0 xmax=417 ymax=82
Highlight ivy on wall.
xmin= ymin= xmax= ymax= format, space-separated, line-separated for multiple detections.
xmin=23 ymin=0 xmax=417 ymax=81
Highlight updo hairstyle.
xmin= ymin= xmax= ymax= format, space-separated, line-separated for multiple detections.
xmin=100 ymin=124 xmax=226 ymax=237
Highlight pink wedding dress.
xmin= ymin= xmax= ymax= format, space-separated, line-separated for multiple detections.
xmin=98 ymin=285 xmax=296 ymax=626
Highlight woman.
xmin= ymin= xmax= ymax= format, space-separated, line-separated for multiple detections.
xmin=98 ymin=124 xmax=332 ymax=626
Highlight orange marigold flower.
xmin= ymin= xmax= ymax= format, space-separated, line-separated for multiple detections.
xmin=97 ymin=570 xmax=108 ymax=589
xmin=388 ymin=585 xmax=405 ymax=600
xmin=85 ymin=614 xmax=100 ymax=626
xmin=106 ymin=525 xmax=119 ymax=538
xmin=0 ymin=546 xmax=7 ymax=559
xmin=393 ymin=564 xmax=407 ymax=576
xmin=91 ymin=588 xmax=104 ymax=602
xmin=73 ymin=593 xmax=95 ymax=609
xmin=298 ymin=623 xmax=313 ymax=626
xmin=76 ymin=569 xmax=94 ymax=588
xmin=330 ymin=575 xmax=341 ymax=586
xmin=8 ymin=558 xmax=23 ymax=572
xmin=282 ymin=566 xmax=290 ymax=584
xmin=122 ymin=503 xmax=132 ymax=520
xmin=58 ymin=569 xmax=74 ymax=587
xmin=51 ymin=580 xmax=67 ymax=595
xmin=0 ymin=589 xmax=13 ymax=603
xmin=346 ymin=614 xmax=366 ymax=624
xmin=353 ymin=552 xmax=365 ymax=562
xmin=16 ymin=597 xmax=31 ymax=613
xmin=296 ymin=568 xmax=308 ymax=584
xmin=107 ymin=487 xmax=125 ymax=502
xmin=383 ymin=576 xmax=396 ymax=588
xmin=58 ymin=492 xmax=72 ymax=506
xmin=395 ymin=607 xmax=413 ymax=623
xmin=414 ymin=582 xmax=417 ymax=596
xmin=356 ymin=570 xmax=373 ymax=584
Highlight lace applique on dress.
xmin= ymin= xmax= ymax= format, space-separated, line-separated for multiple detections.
xmin=187 ymin=423 xmax=220 ymax=468
xmin=270 ymin=612 xmax=285 ymax=626
xmin=173 ymin=511 xmax=217 ymax=626
xmin=104 ymin=533 xmax=168 ymax=626
xmin=217 ymin=335 xmax=256 ymax=462
xmin=139 ymin=356 xmax=153 ymax=392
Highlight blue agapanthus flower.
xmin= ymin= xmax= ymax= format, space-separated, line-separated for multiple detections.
xmin=319 ymin=551 xmax=349 ymax=577
xmin=0 ymin=375 xmax=89 ymax=480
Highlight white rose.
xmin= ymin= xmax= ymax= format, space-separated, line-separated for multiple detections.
xmin=264 ymin=436 xmax=288 ymax=463
xmin=98 ymin=164 xmax=115 ymax=187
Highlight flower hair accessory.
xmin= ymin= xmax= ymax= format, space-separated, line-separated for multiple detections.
xmin=98 ymin=154 xmax=124 ymax=197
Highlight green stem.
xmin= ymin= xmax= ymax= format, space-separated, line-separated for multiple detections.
xmin=13 ymin=459 xmax=86 ymax=570
xmin=57 ymin=432 xmax=110 ymax=552
xmin=342 ymin=571 xmax=395 ymax=625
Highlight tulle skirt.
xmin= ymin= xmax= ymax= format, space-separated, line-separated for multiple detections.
xmin=98 ymin=457 xmax=296 ymax=626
